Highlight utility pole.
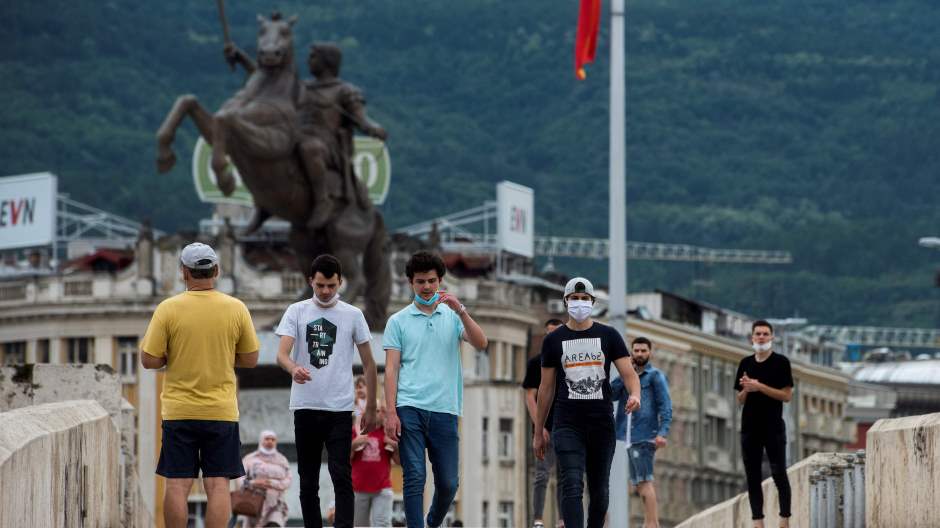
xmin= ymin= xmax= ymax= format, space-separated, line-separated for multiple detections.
xmin=608 ymin=0 xmax=630 ymax=526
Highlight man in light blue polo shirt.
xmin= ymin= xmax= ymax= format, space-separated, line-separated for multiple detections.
xmin=383 ymin=251 xmax=488 ymax=528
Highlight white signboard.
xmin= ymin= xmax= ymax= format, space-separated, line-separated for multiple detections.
xmin=497 ymin=181 xmax=534 ymax=258
xmin=0 ymin=172 xmax=57 ymax=251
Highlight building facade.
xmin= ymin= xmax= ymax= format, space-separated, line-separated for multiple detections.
xmin=0 ymin=231 xmax=539 ymax=527
xmin=0 ymin=234 xmax=856 ymax=528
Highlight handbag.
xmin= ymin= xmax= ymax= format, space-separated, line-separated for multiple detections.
xmin=231 ymin=471 xmax=266 ymax=517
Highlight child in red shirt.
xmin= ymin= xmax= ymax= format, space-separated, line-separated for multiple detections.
xmin=352 ymin=404 xmax=399 ymax=527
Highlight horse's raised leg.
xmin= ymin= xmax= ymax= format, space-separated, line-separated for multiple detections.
xmin=362 ymin=211 xmax=391 ymax=329
xmin=155 ymin=94 xmax=215 ymax=173
xmin=335 ymin=248 xmax=365 ymax=303
xmin=288 ymin=225 xmax=330 ymax=297
xmin=211 ymin=110 xmax=237 ymax=196
xmin=243 ymin=208 xmax=272 ymax=236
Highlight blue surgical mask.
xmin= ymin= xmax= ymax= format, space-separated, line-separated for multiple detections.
xmin=414 ymin=292 xmax=440 ymax=306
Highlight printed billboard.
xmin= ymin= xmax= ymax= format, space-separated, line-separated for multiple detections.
xmin=497 ymin=181 xmax=534 ymax=258
xmin=0 ymin=172 xmax=57 ymax=251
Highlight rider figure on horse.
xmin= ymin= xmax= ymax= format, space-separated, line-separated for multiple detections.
xmin=297 ymin=43 xmax=387 ymax=230
xmin=222 ymin=38 xmax=387 ymax=231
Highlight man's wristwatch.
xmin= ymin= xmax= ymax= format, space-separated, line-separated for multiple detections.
xmin=458 ymin=304 xmax=467 ymax=315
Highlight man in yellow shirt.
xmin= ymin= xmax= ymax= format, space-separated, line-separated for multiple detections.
xmin=141 ymin=242 xmax=260 ymax=528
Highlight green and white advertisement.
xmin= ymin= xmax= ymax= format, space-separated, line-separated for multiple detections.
xmin=191 ymin=136 xmax=391 ymax=206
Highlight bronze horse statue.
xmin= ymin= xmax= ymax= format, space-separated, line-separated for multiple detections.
xmin=155 ymin=12 xmax=390 ymax=328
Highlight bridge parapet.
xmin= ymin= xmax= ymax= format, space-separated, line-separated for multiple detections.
xmin=0 ymin=400 xmax=120 ymax=527
xmin=867 ymin=412 xmax=940 ymax=527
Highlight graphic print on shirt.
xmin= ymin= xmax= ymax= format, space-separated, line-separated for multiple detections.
xmin=361 ymin=437 xmax=382 ymax=462
xmin=562 ymin=337 xmax=606 ymax=399
xmin=306 ymin=317 xmax=337 ymax=368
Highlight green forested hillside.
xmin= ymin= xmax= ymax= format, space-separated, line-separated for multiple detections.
xmin=2 ymin=1 xmax=939 ymax=326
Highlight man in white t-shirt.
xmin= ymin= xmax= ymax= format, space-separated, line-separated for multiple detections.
xmin=276 ymin=254 xmax=379 ymax=528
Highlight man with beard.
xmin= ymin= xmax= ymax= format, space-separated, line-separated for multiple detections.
xmin=523 ymin=318 xmax=565 ymax=528
xmin=611 ymin=337 xmax=673 ymax=528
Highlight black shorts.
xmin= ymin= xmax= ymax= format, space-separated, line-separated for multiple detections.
xmin=157 ymin=420 xmax=245 ymax=479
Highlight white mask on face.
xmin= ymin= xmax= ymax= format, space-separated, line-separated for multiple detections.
xmin=567 ymin=299 xmax=593 ymax=322
xmin=752 ymin=342 xmax=772 ymax=353
xmin=259 ymin=445 xmax=276 ymax=455
xmin=314 ymin=292 xmax=340 ymax=308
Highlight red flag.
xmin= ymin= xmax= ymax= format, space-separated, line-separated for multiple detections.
xmin=574 ymin=0 xmax=601 ymax=80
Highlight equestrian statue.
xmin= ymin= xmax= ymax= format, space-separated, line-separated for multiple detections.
xmin=155 ymin=10 xmax=391 ymax=328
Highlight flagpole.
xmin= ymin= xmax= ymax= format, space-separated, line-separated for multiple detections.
xmin=608 ymin=0 xmax=629 ymax=526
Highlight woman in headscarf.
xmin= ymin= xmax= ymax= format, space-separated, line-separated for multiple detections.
xmin=238 ymin=430 xmax=292 ymax=527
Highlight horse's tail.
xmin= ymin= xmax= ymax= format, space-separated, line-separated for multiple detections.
xmin=363 ymin=210 xmax=391 ymax=330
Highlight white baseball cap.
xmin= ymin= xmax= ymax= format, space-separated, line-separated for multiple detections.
xmin=180 ymin=242 xmax=219 ymax=269
xmin=564 ymin=277 xmax=595 ymax=298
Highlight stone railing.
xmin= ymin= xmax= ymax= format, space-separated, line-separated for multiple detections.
xmin=679 ymin=411 xmax=940 ymax=528
xmin=808 ymin=451 xmax=866 ymax=528
xmin=0 ymin=400 xmax=122 ymax=527
xmin=0 ymin=365 xmax=151 ymax=527
xmin=866 ymin=412 xmax=940 ymax=528
xmin=676 ymin=452 xmax=845 ymax=528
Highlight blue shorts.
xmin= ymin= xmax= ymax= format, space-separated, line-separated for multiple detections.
xmin=627 ymin=441 xmax=656 ymax=485
xmin=157 ymin=420 xmax=245 ymax=479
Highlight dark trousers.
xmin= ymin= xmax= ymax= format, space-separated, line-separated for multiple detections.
xmin=295 ymin=410 xmax=354 ymax=528
xmin=552 ymin=416 xmax=616 ymax=528
xmin=741 ymin=430 xmax=792 ymax=520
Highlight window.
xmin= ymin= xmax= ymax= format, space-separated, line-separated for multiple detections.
xmin=475 ymin=349 xmax=490 ymax=379
xmin=187 ymin=499 xmax=207 ymax=528
xmin=702 ymin=416 xmax=729 ymax=448
xmin=685 ymin=419 xmax=696 ymax=446
xmin=36 ymin=339 xmax=50 ymax=363
xmin=509 ymin=344 xmax=522 ymax=380
xmin=497 ymin=501 xmax=514 ymax=528
xmin=481 ymin=417 xmax=489 ymax=461
xmin=482 ymin=501 xmax=489 ymax=528
xmin=64 ymin=280 xmax=92 ymax=296
xmin=1 ymin=341 xmax=26 ymax=365
xmin=498 ymin=418 xmax=513 ymax=460
xmin=117 ymin=337 xmax=138 ymax=382
xmin=65 ymin=337 xmax=93 ymax=363
xmin=711 ymin=359 xmax=723 ymax=393
xmin=392 ymin=500 xmax=406 ymax=526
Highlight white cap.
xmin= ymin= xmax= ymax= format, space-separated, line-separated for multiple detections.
xmin=564 ymin=277 xmax=595 ymax=298
xmin=180 ymin=242 xmax=219 ymax=269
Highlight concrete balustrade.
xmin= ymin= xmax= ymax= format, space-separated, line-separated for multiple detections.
xmin=0 ymin=400 xmax=121 ymax=527
xmin=676 ymin=452 xmax=845 ymax=528
xmin=866 ymin=413 xmax=940 ymax=528
xmin=679 ymin=412 xmax=940 ymax=527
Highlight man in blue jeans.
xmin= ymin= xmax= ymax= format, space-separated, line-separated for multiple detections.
xmin=383 ymin=251 xmax=489 ymax=528
xmin=534 ymin=277 xmax=641 ymax=528
xmin=612 ymin=336 xmax=672 ymax=528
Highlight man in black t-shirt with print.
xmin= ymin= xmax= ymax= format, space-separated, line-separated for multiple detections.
xmin=523 ymin=318 xmax=564 ymax=528
xmin=533 ymin=278 xmax=641 ymax=528
xmin=734 ymin=320 xmax=794 ymax=528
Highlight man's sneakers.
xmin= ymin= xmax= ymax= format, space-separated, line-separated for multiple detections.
xmin=533 ymin=522 xmax=545 ymax=528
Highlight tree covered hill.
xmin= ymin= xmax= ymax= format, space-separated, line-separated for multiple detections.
xmin=2 ymin=0 xmax=939 ymax=326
